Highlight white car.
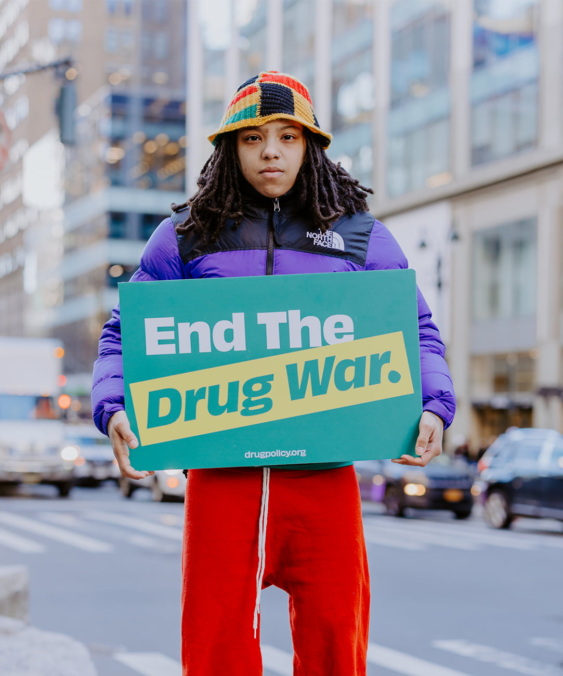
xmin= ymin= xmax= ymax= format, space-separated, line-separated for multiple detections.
xmin=63 ymin=423 xmax=120 ymax=486
xmin=119 ymin=469 xmax=187 ymax=502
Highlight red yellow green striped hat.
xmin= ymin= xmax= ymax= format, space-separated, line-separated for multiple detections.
xmin=208 ymin=71 xmax=332 ymax=149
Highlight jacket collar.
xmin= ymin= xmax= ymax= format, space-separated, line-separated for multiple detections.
xmin=239 ymin=177 xmax=301 ymax=216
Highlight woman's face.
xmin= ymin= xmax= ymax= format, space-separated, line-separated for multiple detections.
xmin=236 ymin=120 xmax=307 ymax=199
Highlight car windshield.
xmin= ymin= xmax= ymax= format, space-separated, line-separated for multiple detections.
xmin=0 ymin=394 xmax=57 ymax=420
xmin=548 ymin=442 xmax=563 ymax=471
xmin=67 ymin=436 xmax=109 ymax=446
xmin=512 ymin=441 xmax=542 ymax=467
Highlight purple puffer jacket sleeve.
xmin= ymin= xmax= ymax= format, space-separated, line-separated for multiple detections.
xmin=365 ymin=220 xmax=456 ymax=428
xmin=91 ymin=218 xmax=184 ymax=435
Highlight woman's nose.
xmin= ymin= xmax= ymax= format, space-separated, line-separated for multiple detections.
xmin=262 ymin=142 xmax=280 ymax=159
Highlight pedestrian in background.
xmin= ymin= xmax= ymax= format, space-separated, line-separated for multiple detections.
xmin=92 ymin=71 xmax=455 ymax=675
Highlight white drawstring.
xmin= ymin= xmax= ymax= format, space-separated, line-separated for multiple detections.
xmin=253 ymin=467 xmax=271 ymax=638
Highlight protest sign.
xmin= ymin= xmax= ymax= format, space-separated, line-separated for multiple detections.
xmin=120 ymin=270 xmax=421 ymax=469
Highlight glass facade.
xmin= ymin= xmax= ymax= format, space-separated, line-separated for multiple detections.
xmin=471 ymin=0 xmax=538 ymax=166
xmin=197 ymin=0 xmax=233 ymax=135
xmin=282 ymin=0 xmax=315 ymax=89
xmin=472 ymin=219 xmax=536 ymax=321
xmin=329 ymin=0 xmax=374 ymax=189
xmin=239 ymin=0 xmax=268 ymax=82
xmin=388 ymin=0 xmax=451 ymax=197
xmin=106 ymin=94 xmax=186 ymax=192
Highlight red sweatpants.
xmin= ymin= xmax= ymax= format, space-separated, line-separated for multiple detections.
xmin=181 ymin=465 xmax=370 ymax=675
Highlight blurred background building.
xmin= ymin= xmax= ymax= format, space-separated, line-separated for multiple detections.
xmin=0 ymin=0 xmax=186 ymax=412
xmin=1 ymin=0 xmax=562 ymax=453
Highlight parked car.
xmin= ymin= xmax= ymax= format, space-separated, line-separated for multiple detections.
xmin=355 ymin=459 xmax=386 ymax=503
xmin=474 ymin=428 xmax=563 ymax=529
xmin=356 ymin=455 xmax=474 ymax=519
xmin=119 ymin=469 xmax=187 ymax=502
xmin=63 ymin=423 xmax=120 ymax=486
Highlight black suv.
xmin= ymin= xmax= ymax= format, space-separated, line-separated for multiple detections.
xmin=476 ymin=428 xmax=563 ymax=529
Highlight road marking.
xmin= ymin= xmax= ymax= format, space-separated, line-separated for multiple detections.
xmin=368 ymin=643 xmax=473 ymax=676
xmin=530 ymin=637 xmax=563 ymax=655
xmin=0 ymin=512 xmax=112 ymax=552
xmin=440 ymin=521 xmax=563 ymax=549
xmin=41 ymin=512 xmax=178 ymax=553
xmin=262 ymin=644 xmax=293 ymax=675
xmin=363 ymin=531 xmax=425 ymax=550
xmin=368 ymin=519 xmax=535 ymax=550
xmin=114 ymin=652 xmax=181 ymax=675
xmin=127 ymin=534 xmax=178 ymax=553
xmin=84 ymin=511 xmax=183 ymax=540
xmin=434 ymin=639 xmax=561 ymax=675
xmin=363 ymin=522 xmax=478 ymax=550
xmin=0 ymin=525 xmax=45 ymax=553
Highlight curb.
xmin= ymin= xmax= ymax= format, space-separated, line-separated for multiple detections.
xmin=0 ymin=566 xmax=98 ymax=675
xmin=0 ymin=565 xmax=28 ymax=621
xmin=0 ymin=616 xmax=98 ymax=676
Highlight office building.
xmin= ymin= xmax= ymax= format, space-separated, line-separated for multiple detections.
xmin=187 ymin=0 xmax=562 ymax=450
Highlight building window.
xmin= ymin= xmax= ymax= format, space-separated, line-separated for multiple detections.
xmin=121 ymin=29 xmax=134 ymax=52
xmin=282 ymin=0 xmax=315 ymax=89
xmin=66 ymin=20 xmax=82 ymax=42
xmin=387 ymin=0 xmax=451 ymax=198
xmin=106 ymin=264 xmax=135 ymax=288
xmin=109 ymin=212 xmax=127 ymax=239
xmin=153 ymin=32 xmax=169 ymax=60
xmin=471 ymin=0 xmax=538 ymax=166
xmin=48 ymin=18 xmax=66 ymax=43
xmin=141 ymin=214 xmax=163 ymax=240
xmin=239 ymin=0 xmax=268 ymax=82
xmin=105 ymin=27 xmax=119 ymax=53
xmin=472 ymin=219 xmax=536 ymax=321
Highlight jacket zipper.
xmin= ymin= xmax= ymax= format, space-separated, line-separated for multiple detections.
xmin=266 ymin=198 xmax=280 ymax=275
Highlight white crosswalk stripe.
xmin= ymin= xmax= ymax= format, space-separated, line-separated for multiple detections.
xmin=0 ymin=505 xmax=559 ymax=557
xmin=114 ymin=652 xmax=181 ymax=676
xmin=368 ymin=643 xmax=473 ymax=675
xmin=84 ymin=510 xmax=183 ymax=540
xmin=262 ymin=644 xmax=293 ymax=675
xmin=40 ymin=512 xmax=179 ymax=553
xmin=259 ymin=643 xmax=476 ymax=676
xmin=363 ymin=531 xmax=425 ymax=550
xmin=434 ymin=639 xmax=562 ymax=676
xmin=362 ymin=516 xmax=560 ymax=552
xmin=0 ymin=525 xmax=45 ymax=553
xmin=0 ymin=512 xmax=112 ymax=552
xmin=363 ymin=522 xmax=478 ymax=550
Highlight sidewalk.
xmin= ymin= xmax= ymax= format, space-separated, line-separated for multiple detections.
xmin=0 ymin=565 xmax=97 ymax=676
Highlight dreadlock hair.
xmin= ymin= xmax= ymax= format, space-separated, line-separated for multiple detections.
xmin=172 ymin=130 xmax=373 ymax=243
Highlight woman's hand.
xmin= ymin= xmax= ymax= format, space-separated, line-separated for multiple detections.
xmin=391 ymin=411 xmax=444 ymax=467
xmin=108 ymin=411 xmax=155 ymax=480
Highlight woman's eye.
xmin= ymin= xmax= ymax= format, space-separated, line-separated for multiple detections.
xmin=283 ymin=134 xmax=296 ymax=140
xmin=245 ymin=135 xmax=260 ymax=142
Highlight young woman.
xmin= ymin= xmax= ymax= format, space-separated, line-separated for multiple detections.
xmin=92 ymin=71 xmax=455 ymax=675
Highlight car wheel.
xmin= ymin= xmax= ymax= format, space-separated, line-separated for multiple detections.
xmin=453 ymin=508 xmax=472 ymax=520
xmin=56 ymin=482 xmax=73 ymax=498
xmin=119 ymin=476 xmax=135 ymax=499
xmin=484 ymin=489 xmax=513 ymax=529
xmin=384 ymin=486 xmax=405 ymax=517
xmin=152 ymin=477 xmax=167 ymax=502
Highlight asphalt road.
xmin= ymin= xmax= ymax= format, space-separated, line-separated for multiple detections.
xmin=0 ymin=481 xmax=562 ymax=676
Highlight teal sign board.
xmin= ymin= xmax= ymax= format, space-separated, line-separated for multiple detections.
xmin=120 ymin=270 xmax=422 ymax=470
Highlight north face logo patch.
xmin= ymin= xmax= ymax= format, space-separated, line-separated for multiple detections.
xmin=306 ymin=230 xmax=345 ymax=251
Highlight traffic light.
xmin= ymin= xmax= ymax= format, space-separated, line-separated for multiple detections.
xmin=55 ymin=79 xmax=76 ymax=145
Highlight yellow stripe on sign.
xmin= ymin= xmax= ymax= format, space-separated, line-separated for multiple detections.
xmin=131 ymin=332 xmax=413 ymax=446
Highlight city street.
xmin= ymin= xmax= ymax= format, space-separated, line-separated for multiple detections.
xmin=0 ymin=482 xmax=562 ymax=676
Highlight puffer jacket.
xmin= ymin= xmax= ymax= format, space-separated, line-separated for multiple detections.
xmin=92 ymin=189 xmax=456 ymax=449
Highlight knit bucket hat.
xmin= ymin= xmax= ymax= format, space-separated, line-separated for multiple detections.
xmin=207 ymin=71 xmax=332 ymax=149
